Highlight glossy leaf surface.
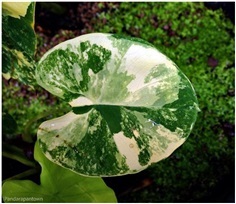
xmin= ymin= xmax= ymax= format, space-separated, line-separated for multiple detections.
xmin=2 ymin=2 xmax=37 ymax=85
xmin=2 ymin=141 xmax=117 ymax=203
xmin=36 ymin=33 xmax=199 ymax=176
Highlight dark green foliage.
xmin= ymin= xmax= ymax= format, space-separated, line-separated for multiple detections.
xmin=95 ymin=105 xmax=122 ymax=134
xmin=93 ymin=2 xmax=234 ymax=202
xmin=79 ymin=41 xmax=112 ymax=74
xmin=2 ymin=112 xmax=17 ymax=134
xmin=72 ymin=105 xmax=93 ymax=114
xmin=138 ymin=148 xmax=151 ymax=166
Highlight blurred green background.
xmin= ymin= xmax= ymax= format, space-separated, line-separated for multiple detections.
xmin=2 ymin=2 xmax=235 ymax=202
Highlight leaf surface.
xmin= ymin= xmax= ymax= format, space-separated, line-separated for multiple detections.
xmin=36 ymin=33 xmax=199 ymax=176
xmin=2 ymin=2 xmax=31 ymax=18
xmin=2 ymin=2 xmax=37 ymax=85
xmin=2 ymin=141 xmax=117 ymax=203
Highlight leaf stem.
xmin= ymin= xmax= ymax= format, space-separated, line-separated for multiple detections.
xmin=2 ymin=168 xmax=39 ymax=183
xmin=2 ymin=143 xmax=36 ymax=168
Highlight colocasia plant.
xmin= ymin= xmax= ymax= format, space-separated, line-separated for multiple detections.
xmin=2 ymin=2 xmax=199 ymax=203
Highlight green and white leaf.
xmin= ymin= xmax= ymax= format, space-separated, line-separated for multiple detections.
xmin=2 ymin=2 xmax=37 ymax=85
xmin=2 ymin=141 xmax=117 ymax=203
xmin=36 ymin=33 xmax=199 ymax=176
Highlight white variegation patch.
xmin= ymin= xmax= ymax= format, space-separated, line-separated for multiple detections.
xmin=124 ymin=45 xmax=174 ymax=92
xmin=69 ymin=97 xmax=93 ymax=107
xmin=113 ymin=132 xmax=143 ymax=171
xmin=2 ymin=2 xmax=30 ymax=18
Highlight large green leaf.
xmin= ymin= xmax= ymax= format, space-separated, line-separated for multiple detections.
xmin=2 ymin=2 xmax=37 ymax=85
xmin=2 ymin=141 xmax=117 ymax=203
xmin=36 ymin=33 xmax=199 ymax=176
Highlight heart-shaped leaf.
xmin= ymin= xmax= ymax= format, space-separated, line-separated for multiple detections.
xmin=2 ymin=141 xmax=117 ymax=203
xmin=2 ymin=2 xmax=37 ymax=85
xmin=36 ymin=33 xmax=199 ymax=176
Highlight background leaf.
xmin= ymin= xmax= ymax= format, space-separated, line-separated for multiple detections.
xmin=2 ymin=2 xmax=37 ymax=85
xmin=2 ymin=2 xmax=31 ymax=18
xmin=2 ymin=112 xmax=17 ymax=134
xmin=2 ymin=141 xmax=117 ymax=203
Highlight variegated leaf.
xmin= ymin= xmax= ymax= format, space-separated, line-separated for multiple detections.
xmin=36 ymin=33 xmax=199 ymax=176
xmin=2 ymin=2 xmax=31 ymax=18
xmin=2 ymin=2 xmax=37 ymax=85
